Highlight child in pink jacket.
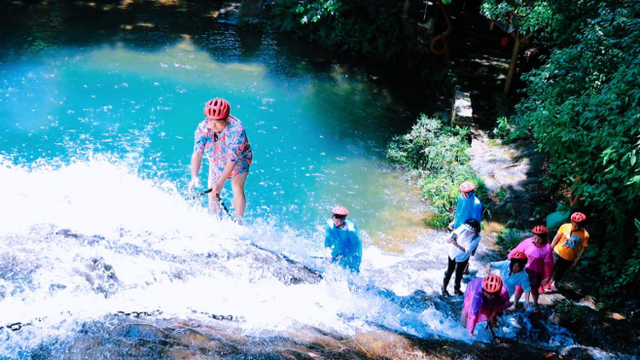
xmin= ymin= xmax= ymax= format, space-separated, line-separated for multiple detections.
xmin=461 ymin=275 xmax=510 ymax=337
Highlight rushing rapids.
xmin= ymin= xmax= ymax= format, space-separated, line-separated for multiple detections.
xmin=0 ymin=159 xmax=605 ymax=359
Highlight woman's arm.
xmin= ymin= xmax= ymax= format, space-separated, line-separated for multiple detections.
xmin=212 ymin=160 xmax=237 ymax=194
xmin=189 ymin=151 xmax=204 ymax=194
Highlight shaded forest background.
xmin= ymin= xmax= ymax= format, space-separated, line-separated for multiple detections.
xmin=269 ymin=0 xmax=640 ymax=307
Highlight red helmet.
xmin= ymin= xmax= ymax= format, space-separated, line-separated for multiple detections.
xmin=532 ymin=225 xmax=549 ymax=235
xmin=459 ymin=181 xmax=476 ymax=193
xmin=570 ymin=212 xmax=587 ymax=223
xmin=331 ymin=206 xmax=349 ymax=216
xmin=482 ymin=274 xmax=503 ymax=293
xmin=511 ymin=251 xmax=527 ymax=260
xmin=204 ymin=98 xmax=230 ymax=120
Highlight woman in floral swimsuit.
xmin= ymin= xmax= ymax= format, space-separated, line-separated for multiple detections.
xmin=189 ymin=98 xmax=252 ymax=221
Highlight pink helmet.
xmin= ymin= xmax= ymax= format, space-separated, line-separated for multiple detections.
xmin=532 ymin=225 xmax=549 ymax=235
xmin=204 ymin=98 xmax=230 ymax=120
xmin=459 ymin=181 xmax=476 ymax=193
xmin=482 ymin=274 xmax=503 ymax=293
xmin=570 ymin=212 xmax=587 ymax=223
xmin=331 ymin=206 xmax=349 ymax=216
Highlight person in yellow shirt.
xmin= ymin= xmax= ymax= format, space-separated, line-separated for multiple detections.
xmin=548 ymin=212 xmax=589 ymax=291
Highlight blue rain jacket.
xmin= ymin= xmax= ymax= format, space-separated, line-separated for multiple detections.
xmin=324 ymin=219 xmax=362 ymax=273
xmin=453 ymin=193 xmax=483 ymax=229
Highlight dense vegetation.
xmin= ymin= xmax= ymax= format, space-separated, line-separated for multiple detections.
xmin=388 ymin=0 xmax=639 ymax=303
xmin=274 ymin=0 xmax=640 ymax=304
xmin=268 ymin=0 xmax=420 ymax=65
xmin=387 ymin=116 xmax=486 ymax=227
xmin=496 ymin=0 xmax=640 ymax=302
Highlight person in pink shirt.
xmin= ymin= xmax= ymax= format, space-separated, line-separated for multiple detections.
xmin=189 ymin=98 xmax=253 ymax=221
xmin=461 ymin=274 xmax=510 ymax=338
xmin=509 ymin=225 xmax=554 ymax=312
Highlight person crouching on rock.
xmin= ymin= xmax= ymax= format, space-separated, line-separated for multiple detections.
xmin=461 ymin=274 xmax=510 ymax=338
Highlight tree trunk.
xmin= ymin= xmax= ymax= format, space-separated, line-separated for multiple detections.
xmin=503 ymin=32 xmax=521 ymax=97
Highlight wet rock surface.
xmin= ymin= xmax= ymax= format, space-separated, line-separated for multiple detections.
xmin=469 ymin=129 xmax=548 ymax=228
xmin=3 ymin=226 xmax=636 ymax=358
xmin=53 ymin=228 xmax=323 ymax=288
xmin=33 ymin=316 xmax=562 ymax=359
xmin=545 ymin=287 xmax=640 ymax=357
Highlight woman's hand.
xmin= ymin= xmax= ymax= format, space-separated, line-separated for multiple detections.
xmin=188 ymin=177 xmax=199 ymax=196
xmin=488 ymin=313 xmax=497 ymax=327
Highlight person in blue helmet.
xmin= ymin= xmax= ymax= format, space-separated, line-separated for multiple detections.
xmin=324 ymin=205 xmax=363 ymax=273
xmin=448 ymin=181 xmax=483 ymax=231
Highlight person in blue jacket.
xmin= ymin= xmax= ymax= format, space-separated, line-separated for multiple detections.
xmin=324 ymin=205 xmax=363 ymax=273
xmin=448 ymin=181 xmax=483 ymax=231
xmin=448 ymin=181 xmax=483 ymax=275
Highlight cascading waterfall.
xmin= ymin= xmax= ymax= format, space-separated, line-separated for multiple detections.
xmin=1 ymin=157 xmax=481 ymax=357
xmin=1 ymin=157 xmax=597 ymax=358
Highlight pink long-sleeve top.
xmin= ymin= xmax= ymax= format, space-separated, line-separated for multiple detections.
xmin=463 ymin=278 xmax=510 ymax=335
xmin=509 ymin=237 xmax=554 ymax=281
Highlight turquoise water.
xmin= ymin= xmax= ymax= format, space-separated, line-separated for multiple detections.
xmin=0 ymin=9 xmax=445 ymax=246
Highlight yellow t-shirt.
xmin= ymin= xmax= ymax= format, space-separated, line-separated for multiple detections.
xmin=554 ymin=223 xmax=589 ymax=261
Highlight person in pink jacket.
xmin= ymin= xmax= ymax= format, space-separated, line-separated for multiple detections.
xmin=461 ymin=274 xmax=510 ymax=337
xmin=509 ymin=225 xmax=554 ymax=312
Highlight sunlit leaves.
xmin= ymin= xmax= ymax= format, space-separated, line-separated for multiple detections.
xmin=387 ymin=115 xmax=484 ymax=226
xmin=514 ymin=1 xmax=640 ymax=297
xmin=481 ymin=0 xmax=554 ymax=35
xmin=269 ymin=0 xmax=406 ymax=62
xmin=296 ymin=0 xmax=342 ymax=24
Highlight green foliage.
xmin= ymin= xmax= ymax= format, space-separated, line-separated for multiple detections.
xmin=617 ymin=219 xmax=640 ymax=288
xmin=496 ymin=187 xmax=508 ymax=203
xmin=495 ymin=228 xmax=526 ymax=251
xmin=295 ymin=0 xmax=342 ymax=24
xmin=555 ymin=299 xmax=588 ymax=327
xmin=387 ymin=115 xmax=484 ymax=227
xmin=268 ymin=0 xmax=407 ymax=63
xmin=269 ymin=0 xmax=307 ymax=33
xmin=491 ymin=116 xmax=511 ymax=139
xmin=481 ymin=0 xmax=614 ymax=47
xmin=513 ymin=1 xmax=640 ymax=300
xmin=481 ymin=0 xmax=554 ymax=36
xmin=268 ymin=0 xmax=343 ymax=29
xmin=387 ymin=116 xmax=470 ymax=172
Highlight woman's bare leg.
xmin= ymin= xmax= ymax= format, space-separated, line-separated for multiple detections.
xmin=231 ymin=172 xmax=248 ymax=220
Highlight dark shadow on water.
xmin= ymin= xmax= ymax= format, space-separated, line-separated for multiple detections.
xmin=0 ymin=0 xmax=226 ymax=61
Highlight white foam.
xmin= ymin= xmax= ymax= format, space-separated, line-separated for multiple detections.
xmin=0 ymin=156 xmax=590 ymax=356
